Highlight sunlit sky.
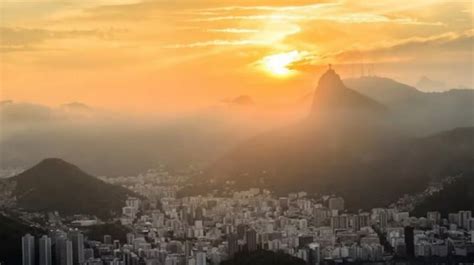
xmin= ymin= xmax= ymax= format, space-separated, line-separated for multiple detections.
xmin=1 ymin=0 xmax=473 ymax=113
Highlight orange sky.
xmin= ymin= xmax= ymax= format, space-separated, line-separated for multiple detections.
xmin=1 ymin=0 xmax=473 ymax=113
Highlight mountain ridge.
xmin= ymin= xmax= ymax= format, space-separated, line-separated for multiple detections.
xmin=203 ymin=70 xmax=474 ymax=210
xmin=344 ymin=76 xmax=474 ymax=135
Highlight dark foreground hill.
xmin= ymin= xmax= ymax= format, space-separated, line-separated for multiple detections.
xmin=11 ymin=158 xmax=137 ymax=219
xmin=205 ymin=69 xmax=474 ymax=210
xmin=0 ymin=214 xmax=44 ymax=265
xmin=413 ymin=173 xmax=474 ymax=217
xmin=220 ymin=250 xmax=305 ymax=265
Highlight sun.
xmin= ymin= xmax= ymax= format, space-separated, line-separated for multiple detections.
xmin=260 ymin=50 xmax=305 ymax=77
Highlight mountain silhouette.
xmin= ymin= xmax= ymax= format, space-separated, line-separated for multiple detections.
xmin=202 ymin=69 xmax=474 ymax=210
xmin=344 ymin=76 xmax=474 ymax=135
xmin=413 ymin=174 xmax=474 ymax=217
xmin=223 ymin=95 xmax=255 ymax=106
xmin=311 ymin=68 xmax=386 ymax=119
xmin=11 ymin=158 xmax=137 ymax=219
xmin=411 ymin=127 xmax=474 ymax=216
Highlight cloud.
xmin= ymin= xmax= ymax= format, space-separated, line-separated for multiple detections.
xmin=0 ymin=102 xmax=55 ymax=123
xmin=0 ymin=27 xmax=126 ymax=52
xmin=188 ymin=14 xmax=307 ymax=22
xmin=164 ymin=39 xmax=269 ymax=49
xmin=207 ymin=28 xmax=259 ymax=33
xmin=289 ymin=29 xmax=474 ymax=71
xmin=194 ymin=2 xmax=339 ymax=12
xmin=0 ymin=101 xmax=110 ymax=124
xmin=321 ymin=13 xmax=443 ymax=25
xmin=334 ymin=30 xmax=474 ymax=61
xmin=166 ymin=23 xmax=300 ymax=49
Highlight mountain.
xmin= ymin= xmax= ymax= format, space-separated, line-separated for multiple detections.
xmin=11 ymin=158 xmax=137 ymax=219
xmin=416 ymin=76 xmax=447 ymax=92
xmin=60 ymin=101 xmax=92 ymax=111
xmin=344 ymin=76 xmax=474 ymax=135
xmin=223 ymin=95 xmax=255 ymax=106
xmin=343 ymin=76 xmax=422 ymax=105
xmin=60 ymin=101 xmax=95 ymax=117
xmin=204 ymin=69 xmax=474 ymax=210
xmin=311 ymin=69 xmax=386 ymax=118
xmin=411 ymin=128 xmax=474 ymax=216
xmin=413 ymin=175 xmax=474 ymax=217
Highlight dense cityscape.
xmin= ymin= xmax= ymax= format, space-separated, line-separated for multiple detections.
xmin=8 ymin=168 xmax=474 ymax=265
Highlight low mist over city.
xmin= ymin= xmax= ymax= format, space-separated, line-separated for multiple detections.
xmin=0 ymin=0 xmax=473 ymax=265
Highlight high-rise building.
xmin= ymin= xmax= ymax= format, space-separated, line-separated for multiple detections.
xmin=22 ymin=234 xmax=35 ymax=265
xmin=331 ymin=214 xmax=349 ymax=230
xmin=184 ymin=240 xmax=192 ymax=259
xmin=448 ymin=213 xmax=460 ymax=226
xmin=427 ymin=211 xmax=441 ymax=225
xmin=49 ymin=230 xmax=67 ymax=265
xmin=459 ymin=211 xmax=472 ymax=230
xmin=236 ymin=224 xmax=247 ymax=240
xmin=68 ymin=230 xmax=84 ymax=265
xmin=328 ymin=197 xmax=344 ymax=211
xmin=194 ymin=207 xmax=204 ymax=220
xmin=378 ymin=211 xmax=388 ymax=229
xmin=358 ymin=213 xmax=370 ymax=228
xmin=103 ymin=235 xmax=112 ymax=245
xmin=125 ymin=197 xmax=141 ymax=210
xmin=313 ymin=208 xmax=329 ymax=226
xmin=84 ymin=248 xmax=94 ymax=261
xmin=246 ymin=229 xmax=258 ymax=252
xmin=195 ymin=251 xmax=206 ymax=265
xmin=227 ymin=233 xmax=238 ymax=258
xmin=39 ymin=235 xmax=52 ymax=265
xmin=308 ymin=243 xmax=320 ymax=265
xmin=279 ymin=197 xmax=289 ymax=210
xmin=57 ymin=237 xmax=73 ymax=265
xmin=404 ymin=226 xmax=415 ymax=258
xmin=126 ymin=233 xmax=135 ymax=245
xmin=298 ymin=235 xmax=313 ymax=248
xmin=353 ymin=215 xmax=361 ymax=231
xmin=113 ymin=240 xmax=120 ymax=250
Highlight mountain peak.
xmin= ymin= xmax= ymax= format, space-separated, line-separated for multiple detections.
xmin=37 ymin=157 xmax=70 ymax=165
xmin=311 ymin=67 xmax=386 ymax=117
xmin=223 ymin=95 xmax=255 ymax=106
xmin=11 ymin=158 xmax=137 ymax=218
xmin=29 ymin=158 xmax=80 ymax=174
xmin=317 ymin=67 xmax=345 ymax=91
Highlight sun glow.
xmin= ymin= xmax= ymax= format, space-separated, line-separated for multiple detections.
xmin=261 ymin=50 xmax=305 ymax=77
